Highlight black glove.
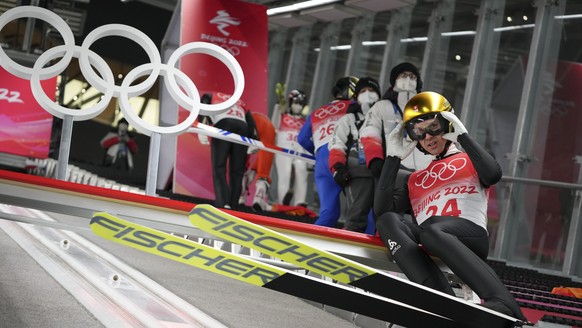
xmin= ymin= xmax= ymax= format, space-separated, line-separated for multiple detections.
xmin=369 ymin=158 xmax=384 ymax=179
xmin=332 ymin=164 xmax=350 ymax=187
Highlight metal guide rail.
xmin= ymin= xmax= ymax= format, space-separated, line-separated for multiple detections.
xmin=0 ymin=169 xmax=396 ymax=272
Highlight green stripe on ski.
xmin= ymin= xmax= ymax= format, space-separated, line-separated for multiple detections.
xmin=189 ymin=204 xmax=375 ymax=284
xmin=90 ymin=212 xmax=284 ymax=287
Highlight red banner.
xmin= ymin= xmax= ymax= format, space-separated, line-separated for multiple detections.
xmin=0 ymin=67 xmax=56 ymax=158
xmin=174 ymin=0 xmax=268 ymax=199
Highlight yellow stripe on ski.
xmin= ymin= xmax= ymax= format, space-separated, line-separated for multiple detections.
xmin=189 ymin=204 xmax=376 ymax=284
xmin=91 ymin=212 xmax=285 ymax=287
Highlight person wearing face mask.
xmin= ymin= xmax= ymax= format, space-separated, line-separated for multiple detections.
xmin=328 ymin=77 xmax=381 ymax=234
xmin=361 ymin=62 xmax=431 ymax=180
xmin=271 ymin=89 xmax=309 ymax=207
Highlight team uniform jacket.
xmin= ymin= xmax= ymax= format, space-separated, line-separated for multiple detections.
xmin=328 ymin=104 xmax=371 ymax=178
xmin=298 ymin=100 xmax=352 ymax=155
xmin=207 ymin=91 xmax=249 ymax=124
xmin=276 ymin=113 xmax=306 ymax=151
xmin=360 ymin=99 xmax=401 ymax=166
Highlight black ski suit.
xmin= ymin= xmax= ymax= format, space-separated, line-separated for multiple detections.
xmin=374 ymin=133 xmax=526 ymax=321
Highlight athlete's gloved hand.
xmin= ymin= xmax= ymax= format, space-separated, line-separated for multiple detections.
xmin=369 ymin=158 xmax=384 ymax=179
xmin=276 ymin=82 xmax=287 ymax=107
xmin=247 ymin=146 xmax=259 ymax=154
xmin=441 ymin=111 xmax=468 ymax=142
xmin=386 ymin=122 xmax=417 ymax=159
xmin=332 ymin=164 xmax=350 ymax=187
xmin=198 ymin=133 xmax=210 ymax=145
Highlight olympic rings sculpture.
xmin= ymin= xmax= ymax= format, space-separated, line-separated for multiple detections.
xmin=0 ymin=6 xmax=245 ymax=136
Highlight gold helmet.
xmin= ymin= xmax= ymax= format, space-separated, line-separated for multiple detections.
xmin=403 ymin=91 xmax=453 ymax=141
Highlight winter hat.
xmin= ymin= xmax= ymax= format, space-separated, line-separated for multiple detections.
xmin=354 ymin=77 xmax=381 ymax=99
xmin=389 ymin=62 xmax=422 ymax=91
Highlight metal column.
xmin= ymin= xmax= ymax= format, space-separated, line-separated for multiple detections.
xmin=345 ymin=13 xmax=375 ymax=77
xmin=267 ymin=28 xmax=289 ymax=116
xmin=460 ymin=0 xmax=505 ymax=144
xmin=562 ymin=156 xmax=582 ymax=276
xmin=379 ymin=7 xmax=413 ymax=90
xmin=309 ymin=22 xmax=341 ymax=109
xmin=421 ymin=0 xmax=455 ymax=92
xmin=284 ymin=26 xmax=312 ymax=103
xmin=493 ymin=0 xmax=566 ymax=259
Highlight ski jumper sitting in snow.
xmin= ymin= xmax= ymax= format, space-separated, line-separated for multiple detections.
xmin=373 ymin=91 xmax=527 ymax=321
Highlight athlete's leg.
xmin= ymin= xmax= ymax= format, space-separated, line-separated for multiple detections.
xmin=420 ymin=217 xmax=526 ymax=320
xmin=291 ymin=158 xmax=308 ymax=206
xmin=275 ymin=154 xmax=292 ymax=203
xmin=375 ymin=212 xmax=455 ymax=295
xmin=313 ymin=148 xmax=341 ymax=227
xmin=210 ymin=136 xmax=231 ymax=208
xmin=228 ymin=121 xmax=249 ymax=209
xmin=343 ymin=177 xmax=374 ymax=233
xmin=255 ymin=123 xmax=275 ymax=182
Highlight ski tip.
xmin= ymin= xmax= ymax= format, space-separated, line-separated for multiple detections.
xmin=191 ymin=204 xmax=218 ymax=214
xmin=91 ymin=211 xmax=111 ymax=222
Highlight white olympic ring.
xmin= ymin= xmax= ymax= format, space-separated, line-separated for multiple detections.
xmin=166 ymin=43 xmax=244 ymax=116
xmin=414 ymin=157 xmax=467 ymax=189
xmin=282 ymin=115 xmax=304 ymax=129
xmin=119 ymin=63 xmax=200 ymax=136
xmin=79 ymin=23 xmax=161 ymax=99
xmin=30 ymin=45 xmax=114 ymax=120
xmin=313 ymin=102 xmax=346 ymax=119
xmin=0 ymin=6 xmax=245 ymax=136
xmin=0 ymin=6 xmax=75 ymax=79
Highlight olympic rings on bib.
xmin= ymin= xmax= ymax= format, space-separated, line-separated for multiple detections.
xmin=313 ymin=102 xmax=347 ymax=119
xmin=0 ymin=6 xmax=245 ymax=136
xmin=414 ymin=157 xmax=467 ymax=189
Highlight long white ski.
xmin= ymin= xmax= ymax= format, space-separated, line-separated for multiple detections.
xmin=189 ymin=204 xmax=526 ymax=328
xmin=188 ymin=122 xmax=315 ymax=164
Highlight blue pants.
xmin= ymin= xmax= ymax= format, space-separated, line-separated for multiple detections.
xmin=313 ymin=146 xmax=342 ymax=228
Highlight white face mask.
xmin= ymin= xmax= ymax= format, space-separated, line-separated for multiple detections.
xmin=357 ymin=91 xmax=379 ymax=105
xmin=394 ymin=77 xmax=417 ymax=92
xmin=290 ymin=103 xmax=303 ymax=114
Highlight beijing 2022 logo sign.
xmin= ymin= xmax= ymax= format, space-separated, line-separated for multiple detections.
xmin=0 ymin=6 xmax=245 ymax=137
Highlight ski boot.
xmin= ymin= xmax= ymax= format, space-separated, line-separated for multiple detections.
xmin=252 ymin=178 xmax=272 ymax=211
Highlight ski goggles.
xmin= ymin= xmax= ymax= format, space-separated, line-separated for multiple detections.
xmin=405 ymin=114 xmax=448 ymax=141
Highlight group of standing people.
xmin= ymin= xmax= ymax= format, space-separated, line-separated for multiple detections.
xmin=300 ymin=62 xmax=431 ymax=235
xmin=199 ymin=89 xmax=310 ymax=213
xmin=198 ymin=60 xmax=528 ymax=322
